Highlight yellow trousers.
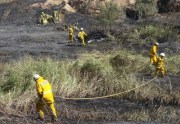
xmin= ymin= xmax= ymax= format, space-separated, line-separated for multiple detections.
xmin=69 ymin=35 xmax=73 ymax=42
xmin=150 ymin=55 xmax=157 ymax=64
xmin=80 ymin=38 xmax=85 ymax=46
xmin=36 ymin=99 xmax=57 ymax=119
xmin=156 ymin=67 xmax=165 ymax=77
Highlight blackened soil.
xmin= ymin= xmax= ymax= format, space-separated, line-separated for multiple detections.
xmin=0 ymin=24 xmax=120 ymax=62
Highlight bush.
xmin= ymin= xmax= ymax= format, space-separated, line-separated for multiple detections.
xmin=120 ymin=24 xmax=179 ymax=45
xmin=110 ymin=54 xmax=132 ymax=74
xmin=1 ymin=69 xmax=20 ymax=92
xmin=137 ymin=24 xmax=178 ymax=43
xmin=97 ymin=0 xmax=121 ymax=32
xmin=135 ymin=0 xmax=158 ymax=18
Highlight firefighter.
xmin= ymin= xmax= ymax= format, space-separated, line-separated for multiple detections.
xmin=149 ymin=42 xmax=159 ymax=64
xmin=38 ymin=12 xmax=48 ymax=25
xmin=34 ymin=74 xmax=57 ymax=122
xmin=155 ymin=53 xmax=165 ymax=77
xmin=78 ymin=28 xmax=87 ymax=46
xmin=68 ymin=25 xmax=74 ymax=42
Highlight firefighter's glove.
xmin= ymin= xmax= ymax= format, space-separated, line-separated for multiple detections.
xmin=38 ymin=93 xmax=43 ymax=99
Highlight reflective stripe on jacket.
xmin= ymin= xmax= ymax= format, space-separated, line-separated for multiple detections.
xmin=36 ymin=77 xmax=54 ymax=103
xmin=156 ymin=57 xmax=164 ymax=68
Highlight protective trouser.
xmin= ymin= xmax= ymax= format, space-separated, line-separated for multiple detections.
xmin=80 ymin=38 xmax=85 ymax=46
xmin=156 ymin=66 xmax=165 ymax=77
xmin=36 ymin=99 xmax=57 ymax=120
xmin=150 ymin=55 xmax=157 ymax=64
xmin=69 ymin=35 xmax=73 ymax=42
xmin=42 ymin=19 xmax=48 ymax=25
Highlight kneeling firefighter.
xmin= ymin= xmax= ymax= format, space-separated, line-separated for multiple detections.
xmin=34 ymin=74 xmax=57 ymax=122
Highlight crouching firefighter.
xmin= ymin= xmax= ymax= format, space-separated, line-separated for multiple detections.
xmin=33 ymin=74 xmax=57 ymax=122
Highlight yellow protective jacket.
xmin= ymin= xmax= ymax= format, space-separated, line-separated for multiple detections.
xmin=156 ymin=56 xmax=164 ymax=68
xmin=39 ymin=14 xmax=48 ymax=24
xmin=149 ymin=45 xmax=157 ymax=57
xmin=78 ymin=31 xmax=87 ymax=39
xmin=36 ymin=77 xmax=54 ymax=103
xmin=69 ymin=27 xmax=74 ymax=35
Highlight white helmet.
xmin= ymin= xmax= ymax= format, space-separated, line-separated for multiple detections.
xmin=80 ymin=28 xmax=83 ymax=31
xmin=160 ymin=53 xmax=165 ymax=57
xmin=33 ymin=74 xmax=40 ymax=80
xmin=155 ymin=42 xmax=159 ymax=46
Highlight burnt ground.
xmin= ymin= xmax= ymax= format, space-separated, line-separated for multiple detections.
xmin=0 ymin=97 xmax=176 ymax=124
xmin=0 ymin=0 xmax=180 ymax=124
xmin=0 ymin=24 xmax=120 ymax=62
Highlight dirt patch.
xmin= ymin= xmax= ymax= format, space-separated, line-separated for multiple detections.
xmin=0 ymin=23 xmax=120 ymax=62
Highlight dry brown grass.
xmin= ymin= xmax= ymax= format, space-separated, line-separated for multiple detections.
xmin=0 ymin=50 xmax=179 ymax=122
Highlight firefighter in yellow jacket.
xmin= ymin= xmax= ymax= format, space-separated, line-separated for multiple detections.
xmin=78 ymin=28 xmax=87 ymax=46
xmin=68 ymin=25 xmax=74 ymax=43
xmin=39 ymin=12 xmax=48 ymax=25
xmin=34 ymin=74 xmax=57 ymax=122
xmin=155 ymin=53 xmax=165 ymax=77
xmin=149 ymin=42 xmax=159 ymax=64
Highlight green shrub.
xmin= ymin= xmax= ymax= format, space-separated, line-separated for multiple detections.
xmin=138 ymin=24 xmax=177 ymax=42
xmin=1 ymin=69 xmax=20 ymax=92
xmin=120 ymin=24 xmax=178 ymax=45
xmin=135 ymin=0 xmax=158 ymax=18
xmin=97 ymin=0 xmax=121 ymax=32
